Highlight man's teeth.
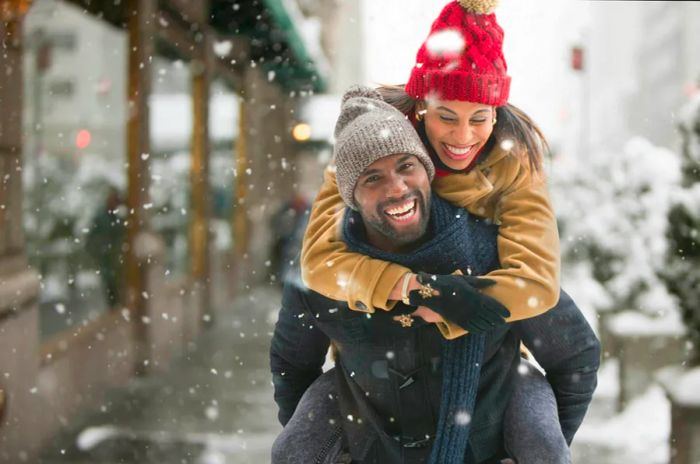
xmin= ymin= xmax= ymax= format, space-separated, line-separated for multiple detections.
xmin=386 ymin=200 xmax=416 ymax=217
xmin=446 ymin=144 xmax=473 ymax=155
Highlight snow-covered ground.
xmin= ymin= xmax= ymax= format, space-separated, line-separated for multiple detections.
xmin=573 ymin=359 xmax=671 ymax=463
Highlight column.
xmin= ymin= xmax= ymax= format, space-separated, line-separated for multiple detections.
xmin=189 ymin=29 xmax=211 ymax=324
xmin=0 ymin=3 xmax=44 ymax=461
xmin=125 ymin=0 xmax=156 ymax=374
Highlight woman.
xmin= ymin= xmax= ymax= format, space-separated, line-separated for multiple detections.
xmin=301 ymin=0 xmax=559 ymax=339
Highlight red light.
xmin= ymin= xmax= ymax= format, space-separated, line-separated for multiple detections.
xmin=571 ymin=46 xmax=584 ymax=71
xmin=76 ymin=129 xmax=91 ymax=149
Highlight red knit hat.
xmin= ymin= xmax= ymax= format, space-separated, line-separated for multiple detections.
xmin=405 ymin=0 xmax=510 ymax=106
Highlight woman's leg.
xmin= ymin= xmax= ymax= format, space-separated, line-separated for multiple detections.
xmin=503 ymin=360 xmax=571 ymax=464
xmin=271 ymin=369 xmax=347 ymax=464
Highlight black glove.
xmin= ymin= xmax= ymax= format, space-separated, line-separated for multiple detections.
xmin=408 ymin=272 xmax=511 ymax=333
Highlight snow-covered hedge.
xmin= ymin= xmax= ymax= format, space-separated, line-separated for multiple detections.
xmin=664 ymin=94 xmax=700 ymax=364
xmin=552 ymin=136 xmax=682 ymax=317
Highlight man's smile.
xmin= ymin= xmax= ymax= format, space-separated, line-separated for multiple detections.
xmin=384 ymin=199 xmax=418 ymax=223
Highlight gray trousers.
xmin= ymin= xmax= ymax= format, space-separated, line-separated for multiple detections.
xmin=503 ymin=361 xmax=572 ymax=464
xmin=271 ymin=370 xmax=346 ymax=464
xmin=271 ymin=360 xmax=571 ymax=464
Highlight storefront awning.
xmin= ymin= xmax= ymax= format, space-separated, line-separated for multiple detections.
xmin=210 ymin=0 xmax=328 ymax=93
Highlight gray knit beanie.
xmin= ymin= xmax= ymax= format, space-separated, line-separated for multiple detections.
xmin=333 ymin=85 xmax=435 ymax=209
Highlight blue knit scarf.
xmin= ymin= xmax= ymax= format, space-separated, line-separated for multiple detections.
xmin=343 ymin=193 xmax=500 ymax=464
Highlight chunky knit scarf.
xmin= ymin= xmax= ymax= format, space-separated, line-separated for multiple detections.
xmin=343 ymin=193 xmax=500 ymax=463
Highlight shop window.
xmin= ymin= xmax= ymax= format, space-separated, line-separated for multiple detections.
xmin=150 ymin=58 xmax=194 ymax=278
xmin=48 ymin=78 xmax=74 ymax=97
xmin=22 ymin=0 xmax=128 ymax=340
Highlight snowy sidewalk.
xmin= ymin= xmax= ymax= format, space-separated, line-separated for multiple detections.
xmin=39 ymin=286 xmax=283 ymax=464
xmin=38 ymin=284 xmax=674 ymax=464
xmin=572 ymin=359 xmax=671 ymax=463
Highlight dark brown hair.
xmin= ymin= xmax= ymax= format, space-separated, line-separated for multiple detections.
xmin=377 ymin=84 xmax=549 ymax=175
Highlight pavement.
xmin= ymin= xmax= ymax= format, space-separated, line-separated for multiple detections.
xmin=39 ymin=286 xmax=283 ymax=464
xmin=37 ymin=283 xmax=651 ymax=464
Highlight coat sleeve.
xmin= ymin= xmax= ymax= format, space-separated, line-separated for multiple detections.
xmin=434 ymin=159 xmax=562 ymax=339
xmin=485 ymin=164 xmax=561 ymax=322
xmin=300 ymin=167 xmax=410 ymax=312
xmin=270 ymin=284 xmax=331 ymax=426
xmin=510 ymin=289 xmax=601 ymax=444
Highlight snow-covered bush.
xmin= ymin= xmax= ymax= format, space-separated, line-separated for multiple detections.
xmin=663 ymin=94 xmax=700 ymax=365
xmin=552 ymin=136 xmax=682 ymax=316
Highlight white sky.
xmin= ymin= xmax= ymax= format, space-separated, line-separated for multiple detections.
xmin=360 ymin=0 xmax=590 ymax=150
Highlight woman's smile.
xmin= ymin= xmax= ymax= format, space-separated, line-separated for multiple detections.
xmin=441 ymin=142 xmax=481 ymax=162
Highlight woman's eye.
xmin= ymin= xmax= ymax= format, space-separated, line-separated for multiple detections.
xmin=439 ymin=115 xmax=456 ymax=123
xmin=470 ymin=118 xmax=487 ymax=124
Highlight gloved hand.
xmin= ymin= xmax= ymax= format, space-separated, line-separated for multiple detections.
xmin=408 ymin=272 xmax=510 ymax=333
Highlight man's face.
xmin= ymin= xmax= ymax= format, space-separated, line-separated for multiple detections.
xmin=353 ymin=154 xmax=431 ymax=252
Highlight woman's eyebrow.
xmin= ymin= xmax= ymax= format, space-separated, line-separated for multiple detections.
xmin=436 ymin=106 xmax=490 ymax=116
xmin=436 ymin=105 xmax=457 ymax=115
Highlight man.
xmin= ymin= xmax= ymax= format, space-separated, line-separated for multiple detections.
xmin=270 ymin=86 xmax=600 ymax=463
xmin=86 ymin=187 xmax=126 ymax=308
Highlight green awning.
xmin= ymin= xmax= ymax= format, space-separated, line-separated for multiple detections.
xmin=260 ymin=0 xmax=327 ymax=92
xmin=209 ymin=0 xmax=327 ymax=93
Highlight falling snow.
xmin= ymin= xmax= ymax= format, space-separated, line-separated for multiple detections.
xmin=454 ymin=410 xmax=471 ymax=426
xmin=425 ymin=29 xmax=465 ymax=57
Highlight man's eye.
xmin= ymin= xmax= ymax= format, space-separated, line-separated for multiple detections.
xmin=399 ymin=163 xmax=414 ymax=171
xmin=365 ymin=175 xmax=380 ymax=184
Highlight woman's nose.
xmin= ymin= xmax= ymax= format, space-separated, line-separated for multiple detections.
xmin=454 ymin=120 xmax=474 ymax=144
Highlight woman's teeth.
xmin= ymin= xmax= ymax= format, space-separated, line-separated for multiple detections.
xmin=445 ymin=144 xmax=474 ymax=156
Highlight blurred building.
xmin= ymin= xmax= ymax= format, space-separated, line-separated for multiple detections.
xmin=0 ymin=0 xmax=349 ymax=461
xmin=297 ymin=0 xmax=364 ymax=94
xmin=634 ymin=2 xmax=700 ymax=149
xmin=284 ymin=0 xmax=364 ymax=229
xmin=23 ymin=0 xmax=127 ymax=161
xmin=587 ymin=1 xmax=700 ymax=152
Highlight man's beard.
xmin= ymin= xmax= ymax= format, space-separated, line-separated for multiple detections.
xmin=365 ymin=189 xmax=431 ymax=250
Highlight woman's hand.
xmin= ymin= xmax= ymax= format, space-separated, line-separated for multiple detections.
xmin=388 ymin=272 xmax=421 ymax=301
xmin=410 ymin=306 xmax=445 ymax=323
xmin=390 ymin=273 xmax=445 ymax=324
xmin=408 ymin=272 xmax=511 ymax=333
xmin=392 ymin=306 xmax=445 ymax=324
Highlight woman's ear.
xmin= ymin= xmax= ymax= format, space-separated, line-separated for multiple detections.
xmin=415 ymin=100 xmax=427 ymax=121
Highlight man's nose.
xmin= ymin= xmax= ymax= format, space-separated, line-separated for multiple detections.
xmin=384 ymin=174 xmax=410 ymax=197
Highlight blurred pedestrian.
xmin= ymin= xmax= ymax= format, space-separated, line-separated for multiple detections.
xmin=86 ymin=187 xmax=126 ymax=308
xmin=269 ymin=192 xmax=310 ymax=285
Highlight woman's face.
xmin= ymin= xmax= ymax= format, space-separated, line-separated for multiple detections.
xmin=420 ymin=99 xmax=495 ymax=171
